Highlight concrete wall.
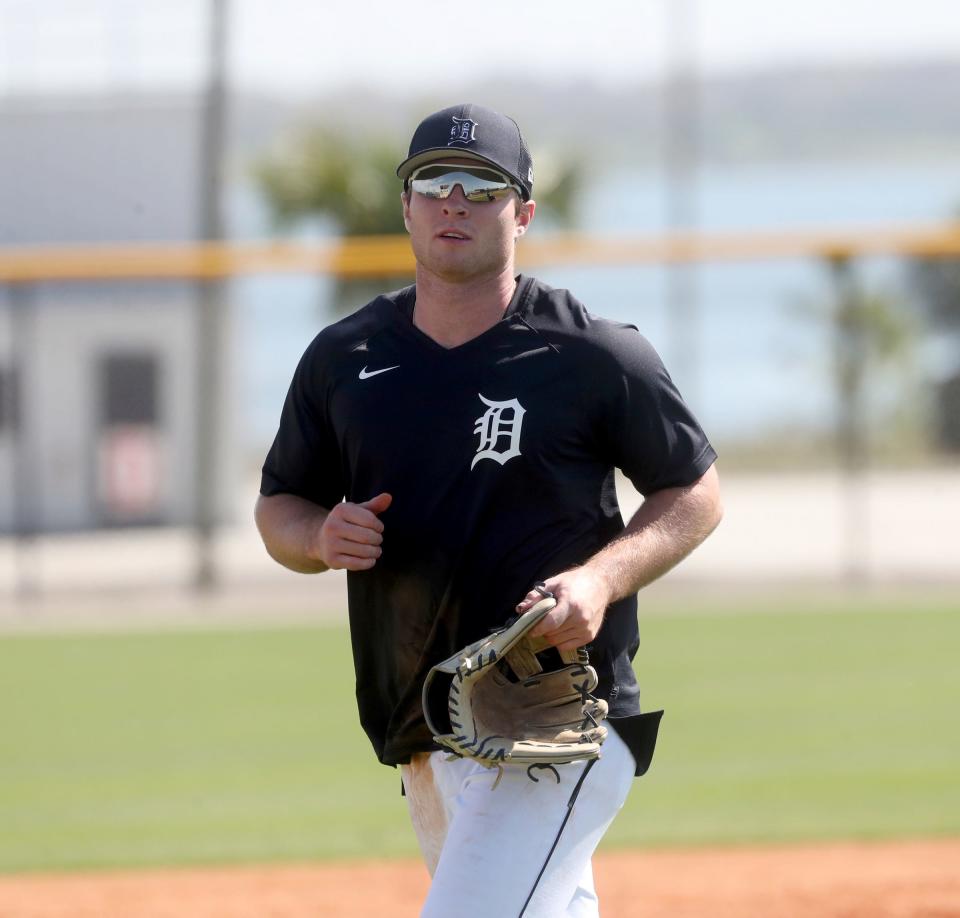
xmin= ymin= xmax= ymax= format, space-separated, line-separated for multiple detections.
xmin=0 ymin=281 xmax=236 ymax=532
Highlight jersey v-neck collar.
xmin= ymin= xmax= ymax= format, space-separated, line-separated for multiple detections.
xmin=391 ymin=275 xmax=536 ymax=355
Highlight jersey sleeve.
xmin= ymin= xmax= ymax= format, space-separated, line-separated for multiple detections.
xmin=259 ymin=335 xmax=345 ymax=510
xmin=599 ymin=325 xmax=716 ymax=496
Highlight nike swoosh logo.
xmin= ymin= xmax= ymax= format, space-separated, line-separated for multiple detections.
xmin=358 ymin=365 xmax=400 ymax=380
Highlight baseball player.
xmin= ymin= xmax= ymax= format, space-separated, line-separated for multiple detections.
xmin=255 ymin=102 xmax=722 ymax=917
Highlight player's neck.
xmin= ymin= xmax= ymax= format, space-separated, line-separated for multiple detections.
xmin=412 ymin=266 xmax=517 ymax=349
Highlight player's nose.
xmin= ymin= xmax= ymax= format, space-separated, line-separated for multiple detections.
xmin=441 ymin=185 xmax=470 ymax=216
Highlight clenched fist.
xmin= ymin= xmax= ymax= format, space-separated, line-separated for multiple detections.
xmin=312 ymin=492 xmax=392 ymax=571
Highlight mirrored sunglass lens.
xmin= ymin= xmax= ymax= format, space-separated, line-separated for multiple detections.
xmin=410 ymin=167 xmax=515 ymax=201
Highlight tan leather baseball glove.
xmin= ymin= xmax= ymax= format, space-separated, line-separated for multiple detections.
xmin=421 ymin=591 xmax=608 ymax=770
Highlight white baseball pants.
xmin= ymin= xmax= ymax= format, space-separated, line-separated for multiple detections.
xmin=400 ymin=728 xmax=636 ymax=918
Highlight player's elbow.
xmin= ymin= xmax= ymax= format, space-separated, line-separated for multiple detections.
xmin=695 ymin=463 xmax=724 ymax=537
xmin=253 ymin=494 xmax=284 ymax=562
xmin=254 ymin=492 xmax=331 ymax=575
xmin=253 ymin=493 xmax=273 ymax=543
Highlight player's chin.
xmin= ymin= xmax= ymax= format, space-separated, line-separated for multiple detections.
xmin=428 ymin=259 xmax=481 ymax=284
xmin=423 ymin=248 xmax=503 ymax=283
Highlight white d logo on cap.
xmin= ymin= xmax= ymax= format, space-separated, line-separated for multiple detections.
xmin=449 ymin=116 xmax=478 ymax=145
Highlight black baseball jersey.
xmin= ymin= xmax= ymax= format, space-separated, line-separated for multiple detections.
xmin=261 ymin=275 xmax=716 ymax=766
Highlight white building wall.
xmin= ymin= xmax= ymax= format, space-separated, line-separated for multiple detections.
xmin=0 ymin=282 xmax=235 ymax=532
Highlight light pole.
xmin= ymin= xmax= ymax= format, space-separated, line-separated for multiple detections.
xmin=193 ymin=0 xmax=229 ymax=590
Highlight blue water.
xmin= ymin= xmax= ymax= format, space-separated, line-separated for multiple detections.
xmin=236 ymin=159 xmax=960 ymax=449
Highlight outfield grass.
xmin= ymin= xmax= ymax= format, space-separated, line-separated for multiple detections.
xmin=611 ymin=595 xmax=960 ymax=847
xmin=0 ymin=594 xmax=958 ymax=872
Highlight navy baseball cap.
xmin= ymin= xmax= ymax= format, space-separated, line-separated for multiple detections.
xmin=397 ymin=103 xmax=534 ymax=201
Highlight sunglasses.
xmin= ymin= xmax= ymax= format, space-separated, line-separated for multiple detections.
xmin=408 ymin=162 xmax=523 ymax=203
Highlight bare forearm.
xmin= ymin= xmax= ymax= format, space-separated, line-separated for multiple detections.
xmin=255 ymin=493 xmax=331 ymax=573
xmin=587 ymin=463 xmax=723 ymax=602
xmin=255 ymin=490 xmax=391 ymax=574
xmin=523 ymin=464 xmax=722 ymax=651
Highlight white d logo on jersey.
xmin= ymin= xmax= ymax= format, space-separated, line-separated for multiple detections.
xmin=471 ymin=394 xmax=526 ymax=469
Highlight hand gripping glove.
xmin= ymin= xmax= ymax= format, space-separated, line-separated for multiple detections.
xmin=421 ymin=591 xmax=609 ymax=770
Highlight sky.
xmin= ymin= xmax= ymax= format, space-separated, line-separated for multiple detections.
xmin=1 ymin=0 xmax=959 ymax=95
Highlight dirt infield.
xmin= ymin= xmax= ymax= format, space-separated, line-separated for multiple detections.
xmin=1 ymin=839 xmax=958 ymax=917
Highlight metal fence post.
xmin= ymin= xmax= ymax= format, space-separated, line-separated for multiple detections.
xmin=193 ymin=0 xmax=230 ymax=591
xmin=829 ymin=254 xmax=870 ymax=583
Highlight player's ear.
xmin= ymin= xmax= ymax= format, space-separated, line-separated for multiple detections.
xmin=515 ymin=198 xmax=535 ymax=238
xmin=401 ymin=190 xmax=412 ymax=233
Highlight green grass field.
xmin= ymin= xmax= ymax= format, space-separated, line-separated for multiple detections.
xmin=1 ymin=593 xmax=958 ymax=872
